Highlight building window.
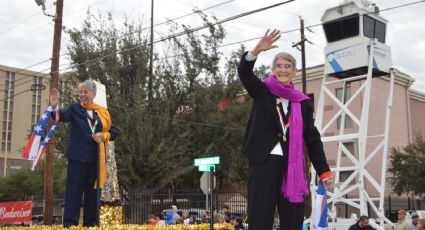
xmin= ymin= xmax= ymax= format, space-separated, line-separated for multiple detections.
xmin=323 ymin=14 xmax=360 ymax=42
xmin=363 ymin=15 xmax=386 ymax=43
xmin=340 ymin=170 xmax=356 ymax=185
xmin=2 ymin=71 xmax=15 ymax=152
xmin=31 ymin=76 xmax=43 ymax=129
xmin=336 ymin=86 xmax=353 ymax=129
xmin=341 ymin=141 xmax=356 ymax=157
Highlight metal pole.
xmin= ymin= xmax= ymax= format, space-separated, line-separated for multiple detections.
xmin=148 ymin=0 xmax=154 ymax=104
xmin=299 ymin=17 xmax=312 ymax=218
xmin=3 ymin=73 xmax=12 ymax=178
xmin=210 ymin=166 xmax=214 ymax=230
xmin=206 ymin=193 xmax=209 ymax=211
xmin=206 ymin=172 xmax=209 ymax=211
xmin=44 ymin=0 xmax=63 ymax=225
xmin=96 ymin=148 xmax=101 ymax=226
xmin=300 ymin=18 xmax=307 ymax=94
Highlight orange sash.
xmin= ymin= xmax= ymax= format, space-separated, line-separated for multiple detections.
xmin=80 ymin=102 xmax=112 ymax=189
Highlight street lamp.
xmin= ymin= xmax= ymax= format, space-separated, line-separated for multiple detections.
xmin=34 ymin=0 xmax=55 ymax=18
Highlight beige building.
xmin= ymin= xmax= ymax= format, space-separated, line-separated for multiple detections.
xmin=0 ymin=64 xmax=70 ymax=177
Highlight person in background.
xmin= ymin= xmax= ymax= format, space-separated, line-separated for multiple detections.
xmin=234 ymin=217 xmax=245 ymax=230
xmin=171 ymin=205 xmax=181 ymax=224
xmin=408 ymin=212 xmax=420 ymax=230
xmin=416 ymin=219 xmax=425 ymax=230
xmin=237 ymin=28 xmax=332 ymax=230
xmin=348 ymin=215 xmax=376 ymax=230
xmin=149 ymin=214 xmax=158 ymax=226
xmin=181 ymin=210 xmax=190 ymax=224
xmin=188 ymin=215 xmax=196 ymax=224
xmin=221 ymin=205 xmax=230 ymax=223
xmin=396 ymin=209 xmax=408 ymax=230
xmin=156 ymin=213 xmax=166 ymax=225
xmin=49 ymin=80 xmax=118 ymax=227
xmin=201 ymin=210 xmax=210 ymax=223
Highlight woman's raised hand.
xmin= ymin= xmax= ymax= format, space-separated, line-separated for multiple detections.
xmin=251 ymin=29 xmax=281 ymax=56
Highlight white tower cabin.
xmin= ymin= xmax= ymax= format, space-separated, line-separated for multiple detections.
xmin=322 ymin=0 xmax=391 ymax=77
xmin=311 ymin=0 xmax=395 ymax=229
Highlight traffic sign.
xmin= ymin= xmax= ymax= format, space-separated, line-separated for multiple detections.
xmin=194 ymin=156 xmax=220 ymax=166
xmin=200 ymin=172 xmax=216 ymax=194
xmin=198 ymin=164 xmax=215 ymax=172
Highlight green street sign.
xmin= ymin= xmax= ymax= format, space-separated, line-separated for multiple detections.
xmin=198 ymin=164 xmax=216 ymax=172
xmin=194 ymin=156 xmax=220 ymax=166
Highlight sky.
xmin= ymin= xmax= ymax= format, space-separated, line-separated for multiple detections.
xmin=0 ymin=0 xmax=425 ymax=91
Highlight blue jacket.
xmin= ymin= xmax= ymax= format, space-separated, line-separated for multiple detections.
xmin=54 ymin=103 xmax=118 ymax=163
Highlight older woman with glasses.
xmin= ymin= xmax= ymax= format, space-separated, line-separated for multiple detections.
xmin=237 ymin=29 xmax=332 ymax=230
xmin=50 ymin=79 xmax=118 ymax=227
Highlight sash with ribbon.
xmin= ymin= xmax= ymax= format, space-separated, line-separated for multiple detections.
xmin=80 ymin=102 xmax=112 ymax=189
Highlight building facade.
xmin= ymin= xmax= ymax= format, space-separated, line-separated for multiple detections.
xmin=0 ymin=65 xmax=70 ymax=177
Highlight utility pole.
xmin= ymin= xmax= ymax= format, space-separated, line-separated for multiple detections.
xmin=292 ymin=18 xmax=307 ymax=93
xmin=148 ymin=0 xmax=154 ymax=104
xmin=292 ymin=17 xmax=311 ymax=217
xmin=300 ymin=18 xmax=307 ymax=94
xmin=43 ymin=0 xmax=63 ymax=225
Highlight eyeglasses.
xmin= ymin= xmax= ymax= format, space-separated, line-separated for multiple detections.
xmin=275 ymin=63 xmax=293 ymax=69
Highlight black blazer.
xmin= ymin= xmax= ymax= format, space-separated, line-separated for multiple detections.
xmin=54 ymin=103 xmax=118 ymax=163
xmin=238 ymin=52 xmax=330 ymax=176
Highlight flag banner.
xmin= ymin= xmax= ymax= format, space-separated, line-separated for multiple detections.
xmin=0 ymin=201 xmax=32 ymax=223
xmin=31 ymin=122 xmax=58 ymax=170
xmin=312 ymin=180 xmax=328 ymax=230
xmin=22 ymin=106 xmax=59 ymax=170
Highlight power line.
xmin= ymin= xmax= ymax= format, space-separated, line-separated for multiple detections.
xmin=127 ymin=0 xmax=236 ymax=35
xmin=0 ymin=77 xmax=245 ymax=131
xmin=47 ymin=0 xmax=425 ymax=72
xmin=0 ymin=0 xmax=237 ymax=84
xmin=144 ymin=113 xmax=245 ymax=131
xmin=26 ymin=0 xmax=296 ymax=78
xmin=0 ymin=22 xmax=54 ymax=50
xmin=0 ymin=59 xmax=51 ymax=88
xmin=0 ymin=11 xmax=41 ymax=35
xmin=4 ymin=0 xmax=423 ymax=98
xmin=3 ymin=1 xmax=423 ymax=128
xmin=54 ymin=0 xmax=237 ymax=62
xmin=0 ymin=0 xmax=108 ymax=51
xmin=378 ymin=0 xmax=425 ymax=12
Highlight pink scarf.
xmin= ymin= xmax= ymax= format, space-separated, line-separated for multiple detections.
xmin=263 ymin=75 xmax=310 ymax=203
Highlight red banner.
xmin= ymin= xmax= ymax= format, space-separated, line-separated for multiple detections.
xmin=0 ymin=201 xmax=32 ymax=223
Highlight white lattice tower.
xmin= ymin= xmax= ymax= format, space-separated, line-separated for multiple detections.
xmin=310 ymin=40 xmax=395 ymax=229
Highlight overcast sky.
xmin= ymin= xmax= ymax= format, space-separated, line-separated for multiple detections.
xmin=1 ymin=0 xmax=424 ymax=91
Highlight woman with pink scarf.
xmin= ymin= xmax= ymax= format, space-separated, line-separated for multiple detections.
xmin=238 ymin=29 xmax=332 ymax=230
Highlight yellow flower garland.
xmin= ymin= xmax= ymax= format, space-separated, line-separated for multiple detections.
xmin=0 ymin=223 xmax=234 ymax=230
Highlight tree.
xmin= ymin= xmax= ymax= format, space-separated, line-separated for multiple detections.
xmin=0 ymin=158 xmax=67 ymax=201
xmin=389 ymin=134 xmax=425 ymax=198
xmin=63 ymin=10 xmax=254 ymax=189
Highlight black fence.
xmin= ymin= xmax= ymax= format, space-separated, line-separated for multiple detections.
xmin=27 ymin=189 xmax=424 ymax=225
xmin=122 ymin=187 xmax=248 ymax=224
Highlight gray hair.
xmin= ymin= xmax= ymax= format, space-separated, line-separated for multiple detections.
xmin=272 ymin=52 xmax=297 ymax=70
xmin=78 ymin=79 xmax=97 ymax=93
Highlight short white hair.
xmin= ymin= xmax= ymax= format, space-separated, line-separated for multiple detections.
xmin=78 ymin=79 xmax=97 ymax=93
xmin=272 ymin=52 xmax=297 ymax=71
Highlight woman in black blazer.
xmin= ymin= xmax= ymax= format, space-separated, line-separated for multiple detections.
xmin=238 ymin=29 xmax=332 ymax=230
